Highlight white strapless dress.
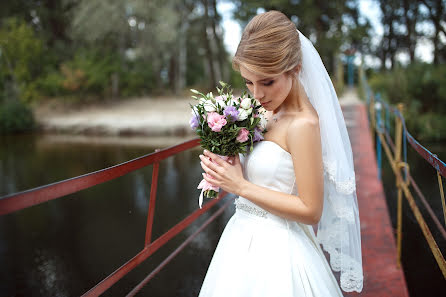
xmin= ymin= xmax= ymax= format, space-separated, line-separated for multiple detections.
xmin=198 ymin=140 xmax=344 ymax=297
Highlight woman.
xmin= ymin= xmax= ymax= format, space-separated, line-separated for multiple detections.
xmin=198 ymin=10 xmax=363 ymax=297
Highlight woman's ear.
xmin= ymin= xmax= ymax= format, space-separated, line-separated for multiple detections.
xmin=287 ymin=65 xmax=301 ymax=77
xmin=294 ymin=64 xmax=301 ymax=74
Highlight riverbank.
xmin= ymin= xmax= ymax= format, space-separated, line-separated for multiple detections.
xmin=34 ymin=96 xmax=196 ymax=137
xmin=34 ymin=89 xmax=361 ymax=137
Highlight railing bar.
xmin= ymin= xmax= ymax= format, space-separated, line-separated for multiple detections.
xmin=409 ymin=174 xmax=446 ymax=240
xmin=384 ymin=129 xmax=446 ymax=239
xmin=81 ymin=191 xmax=229 ymax=297
xmin=145 ymin=159 xmax=160 ymax=246
xmin=0 ymin=138 xmax=200 ymax=216
xmin=405 ymin=131 xmax=446 ymax=178
xmin=126 ymin=199 xmax=233 ymax=297
xmin=377 ymin=131 xmax=446 ymax=277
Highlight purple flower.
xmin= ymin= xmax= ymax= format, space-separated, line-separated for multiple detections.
xmin=223 ymin=105 xmax=239 ymax=122
xmin=253 ymin=127 xmax=264 ymax=142
xmin=189 ymin=114 xmax=199 ymax=130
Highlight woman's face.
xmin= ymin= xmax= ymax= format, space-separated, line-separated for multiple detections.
xmin=239 ymin=65 xmax=294 ymax=111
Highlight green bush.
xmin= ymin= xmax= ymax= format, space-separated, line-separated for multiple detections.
xmin=36 ymin=71 xmax=66 ymax=97
xmin=0 ymin=100 xmax=35 ymax=133
xmin=369 ymin=63 xmax=446 ymax=141
xmin=60 ymin=49 xmax=120 ymax=97
xmin=0 ymin=17 xmax=44 ymax=102
xmin=120 ymin=59 xmax=156 ymax=97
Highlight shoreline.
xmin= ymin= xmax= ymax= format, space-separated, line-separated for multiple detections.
xmin=34 ymin=96 xmax=197 ymax=137
xmin=33 ymin=90 xmax=361 ymax=138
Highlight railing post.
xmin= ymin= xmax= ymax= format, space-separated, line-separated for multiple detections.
xmin=145 ymin=149 xmax=161 ymax=247
xmin=437 ymin=169 xmax=446 ymax=227
xmin=394 ymin=103 xmax=404 ymax=268
xmin=375 ymin=94 xmax=383 ymax=180
xmin=370 ymin=93 xmax=376 ymax=149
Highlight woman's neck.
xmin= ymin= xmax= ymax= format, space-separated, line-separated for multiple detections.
xmin=275 ymin=77 xmax=309 ymax=115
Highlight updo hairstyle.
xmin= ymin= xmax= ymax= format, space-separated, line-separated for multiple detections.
xmin=232 ymin=10 xmax=302 ymax=77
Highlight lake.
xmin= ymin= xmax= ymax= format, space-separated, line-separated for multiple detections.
xmin=0 ymin=133 xmax=445 ymax=296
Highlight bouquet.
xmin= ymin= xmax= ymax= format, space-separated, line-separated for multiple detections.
xmin=189 ymin=81 xmax=268 ymax=208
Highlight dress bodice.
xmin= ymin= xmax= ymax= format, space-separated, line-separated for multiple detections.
xmin=238 ymin=141 xmax=298 ymax=208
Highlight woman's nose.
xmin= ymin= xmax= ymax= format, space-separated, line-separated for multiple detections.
xmin=253 ymin=85 xmax=264 ymax=100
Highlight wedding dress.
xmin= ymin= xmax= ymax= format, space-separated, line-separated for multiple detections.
xmin=198 ymin=140 xmax=344 ymax=297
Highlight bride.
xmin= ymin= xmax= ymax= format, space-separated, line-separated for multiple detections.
xmin=198 ymin=10 xmax=363 ymax=297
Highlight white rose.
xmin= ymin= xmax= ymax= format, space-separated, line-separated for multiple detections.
xmin=238 ymin=108 xmax=249 ymax=121
xmin=216 ymin=99 xmax=226 ymax=109
xmin=246 ymin=107 xmax=252 ymax=115
xmin=240 ymin=98 xmax=251 ymax=109
xmin=204 ymin=100 xmax=216 ymax=112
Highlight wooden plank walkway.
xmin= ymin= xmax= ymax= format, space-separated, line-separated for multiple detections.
xmin=339 ymin=90 xmax=410 ymax=297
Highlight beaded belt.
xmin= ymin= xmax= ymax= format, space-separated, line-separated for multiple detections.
xmin=234 ymin=198 xmax=268 ymax=218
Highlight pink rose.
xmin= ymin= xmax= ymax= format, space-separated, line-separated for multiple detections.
xmin=207 ymin=112 xmax=227 ymax=132
xmin=236 ymin=128 xmax=250 ymax=142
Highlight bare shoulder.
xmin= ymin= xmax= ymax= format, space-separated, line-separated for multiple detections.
xmin=286 ymin=112 xmax=320 ymax=142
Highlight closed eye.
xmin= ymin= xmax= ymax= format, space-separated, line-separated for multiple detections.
xmin=244 ymin=80 xmax=274 ymax=86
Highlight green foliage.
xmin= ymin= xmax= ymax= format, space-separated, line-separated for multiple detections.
xmin=62 ymin=49 xmax=119 ymax=97
xmin=229 ymin=68 xmax=245 ymax=90
xmin=369 ymin=63 xmax=446 ymax=141
xmin=0 ymin=17 xmax=44 ymax=102
xmin=120 ymin=59 xmax=156 ymax=97
xmin=0 ymin=99 xmax=35 ymax=133
xmin=35 ymin=70 xmax=66 ymax=97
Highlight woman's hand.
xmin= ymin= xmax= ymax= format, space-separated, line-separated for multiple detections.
xmin=199 ymin=150 xmax=246 ymax=196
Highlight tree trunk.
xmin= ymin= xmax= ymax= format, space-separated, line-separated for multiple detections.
xmin=211 ymin=0 xmax=227 ymax=81
xmin=402 ymin=0 xmax=417 ymax=63
xmin=202 ymin=0 xmax=216 ymax=89
xmin=175 ymin=19 xmax=188 ymax=94
xmin=432 ymin=0 xmax=444 ymax=64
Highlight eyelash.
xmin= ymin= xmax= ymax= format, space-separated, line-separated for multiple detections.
xmin=245 ymin=80 xmax=274 ymax=86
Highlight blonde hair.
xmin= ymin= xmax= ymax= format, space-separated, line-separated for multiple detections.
xmin=232 ymin=10 xmax=302 ymax=77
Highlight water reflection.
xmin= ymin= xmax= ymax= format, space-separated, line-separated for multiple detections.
xmin=3 ymin=133 xmax=444 ymax=296
xmin=133 ymin=172 xmax=149 ymax=215
xmin=34 ymin=248 xmax=69 ymax=297
xmin=0 ymin=134 xmax=232 ymax=296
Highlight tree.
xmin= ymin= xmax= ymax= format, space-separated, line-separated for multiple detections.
xmin=231 ymin=0 xmax=370 ymax=75
xmin=0 ymin=18 xmax=44 ymax=102
xmin=420 ymin=0 xmax=446 ymax=63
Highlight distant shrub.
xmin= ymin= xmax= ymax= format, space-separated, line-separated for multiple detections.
xmin=0 ymin=100 xmax=35 ymax=133
xmin=120 ymin=59 xmax=156 ymax=97
xmin=369 ymin=63 xmax=446 ymax=141
xmin=0 ymin=17 xmax=44 ymax=102
xmin=35 ymin=71 xmax=66 ymax=96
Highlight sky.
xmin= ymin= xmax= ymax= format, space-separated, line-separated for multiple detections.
xmin=218 ymin=0 xmax=434 ymax=67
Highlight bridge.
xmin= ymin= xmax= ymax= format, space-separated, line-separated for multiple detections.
xmin=1 ymin=85 xmax=445 ymax=296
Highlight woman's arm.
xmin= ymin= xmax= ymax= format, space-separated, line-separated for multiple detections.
xmin=200 ymin=116 xmax=324 ymax=225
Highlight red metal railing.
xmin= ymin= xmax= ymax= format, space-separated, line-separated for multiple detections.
xmin=0 ymin=138 xmax=233 ymax=296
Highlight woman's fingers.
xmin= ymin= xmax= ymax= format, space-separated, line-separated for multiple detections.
xmin=200 ymin=159 xmax=219 ymax=180
xmin=203 ymin=150 xmax=227 ymax=167
xmin=202 ymin=172 xmax=221 ymax=188
xmin=199 ymin=154 xmax=224 ymax=174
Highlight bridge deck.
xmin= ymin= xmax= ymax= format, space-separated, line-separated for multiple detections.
xmin=340 ymin=90 xmax=410 ymax=297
